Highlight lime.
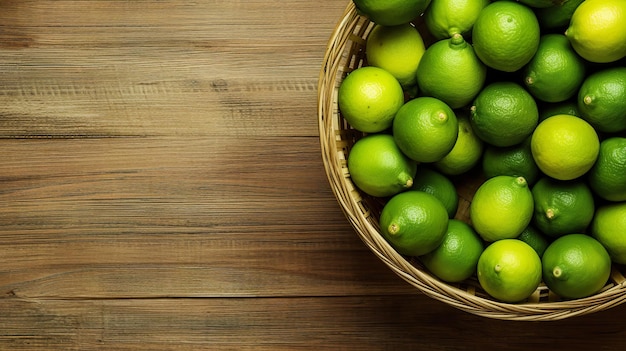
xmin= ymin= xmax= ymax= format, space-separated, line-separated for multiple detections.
xmin=531 ymin=177 xmax=595 ymax=238
xmin=416 ymin=33 xmax=487 ymax=109
xmin=379 ymin=190 xmax=449 ymax=256
xmin=423 ymin=0 xmax=491 ymax=39
xmin=433 ymin=114 xmax=484 ymax=176
xmin=538 ymin=99 xmax=581 ymax=122
xmin=577 ymin=67 xmax=626 ymax=133
xmin=587 ymin=137 xmax=626 ymax=202
xmin=477 ymin=239 xmax=542 ymax=303
xmin=470 ymin=175 xmax=534 ymax=242
xmin=470 ymin=81 xmax=538 ymax=147
xmin=542 ymin=234 xmax=611 ymax=300
xmin=366 ymin=23 xmax=426 ymax=88
xmin=411 ymin=165 xmax=459 ymax=218
xmin=353 ymin=0 xmax=432 ymax=26
xmin=592 ymin=202 xmax=626 ymax=264
xmin=347 ymin=134 xmax=417 ymax=198
xmin=565 ymin=0 xmax=626 ymax=63
xmin=472 ymin=1 xmax=540 ymax=72
xmin=338 ymin=66 xmax=405 ymax=133
xmin=523 ymin=34 xmax=587 ymax=103
xmin=535 ymin=0 xmax=585 ymax=31
xmin=420 ymin=219 xmax=484 ymax=283
xmin=530 ymin=114 xmax=599 ymax=181
xmin=517 ymin=0 xmax=566 ymax=8
xmin=392 ymin=97 xmax=458 ymax=163
xmin=482 ymin=137 xmax=540 ymax=187
xmin=517 ymin=226 xmax=550 ymax=258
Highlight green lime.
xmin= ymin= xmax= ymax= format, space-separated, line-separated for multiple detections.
xmin=366 ymin=23 xmax=426 ymax=88
xmin=542 ymin=234 xmax=612 ymax=300
xmin=530 ymin=114 xmax=599 ymax=181
xmin=423 ymin=0 xmax=491 ymax=39
xmin=353 ymin=0 xmax=432 ymax=26
xmin=531 ymin=177 xmax=595 ymax=238
xmin=477 ymin=239 xmax=542 ymax=303
xmin=347 ymin=134 xmax=417 ymax=197
xmin=592 ymin=202 xmax=626 ymax=264
xmin=393 ymin=97 xmax=458 ymax=163
xmin=523 ymin=34 xmax=587 ymax=103
xmin=470 ymin=81 xmax=539 ymax=147
xmin=535 ymin=0 xmax=585 ymax=31
xmin=379 ymin=190 xmax=449 ymax=256
xmin=411 ymin=165 xmax=459 ymax=218
xmin=538 ymin=99 xmax=581 ymax=122
xmin=577 ymin=67 xmax=626 ymax=133
xmin=517 ymin=0 xmax=566 ymax=8
xmin=482 ymin=136 xmax=540 ymax=187
xmin=472 ymin=1 xmax=540 ymax=72
xmin=421 ymin=219 xmax=484 ymax=283
xmin=565 ymin=0 xmax=626 ymax=63
xmin=433 ymin=114 xmax=484 ymax=176
xmin=517 ymin=226 xmax=550 ymax=258
xmin=416 ymin=33 xmax=487 ymax=109
xmin=338 ymin=66 xmax=405 ymax=133
xmin=470 ymin=175 xmax=534 ymax=242
xmin=587 ymin=137 xmax=626 ymax=202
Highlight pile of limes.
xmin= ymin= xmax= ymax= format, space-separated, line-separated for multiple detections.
xmin=340 ymin=0 xmax=626 ymax=303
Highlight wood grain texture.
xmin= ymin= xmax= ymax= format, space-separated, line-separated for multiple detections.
xmin=2 ymin=0 xmax=626 ymax=349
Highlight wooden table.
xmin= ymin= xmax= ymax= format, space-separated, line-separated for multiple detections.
xmin=1 ymin=1 xmax=625 ymax=349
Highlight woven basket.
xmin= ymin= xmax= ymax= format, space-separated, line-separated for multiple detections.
xmin=317 ymin=2 xmax=626 ymax=321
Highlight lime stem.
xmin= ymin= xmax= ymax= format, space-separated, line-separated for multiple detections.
xmin=584 ymin=95 xmax=594 ymax=106
xmin=494 ymin=264 xmax=502 ymax=273
xmin=515 ymin=176 xmax=528 ymax=187
xmin=449 ymin=33 xmax=465 ymax=47
xmin=546 ymin=208 xmax=555 ymax=220
xmin=388 ymin=223 xmax=400 ymax=235
xmin=553 ymin=266 xmax=563 ymax=279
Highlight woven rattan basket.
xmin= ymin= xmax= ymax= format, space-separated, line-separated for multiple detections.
xmin=318 ymin=2 xmax=626 ymax=321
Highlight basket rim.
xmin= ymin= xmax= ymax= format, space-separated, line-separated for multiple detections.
xmin=317 ymin=1 xmax=626 ymax=321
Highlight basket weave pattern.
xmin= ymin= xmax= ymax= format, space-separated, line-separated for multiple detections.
xmin=318 ymin=2 xmax=626 ymax=321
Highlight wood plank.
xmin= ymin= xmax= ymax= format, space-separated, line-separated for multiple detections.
xmin=1 ymin=296 xmax=626 ymax=350
xmin=0 ymin=0 xmax=345 ymax=138
xmin=0 ymin=136 xmax=415 ymax=298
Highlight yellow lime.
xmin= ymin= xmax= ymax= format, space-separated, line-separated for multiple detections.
xmin=482 ymin=136 xmax=540 ymax=186
xmin=470 ymin=175 xmax=534 ymax=242
xmin=392 ymin=97 xmax=458 ymax=163
xmin=366 ymin=23 xmax=426 ymax=88
xmin=535 ymin=0 xmax=585 ymax=31
xmin=592 ymin=202 xmax=626 ymax=264
xmin=470 ymin=81 xmax=539 ymax=147
xmin=353 ymin=0 xmax=432 ymax=26
xmin=531 ymin=177 xmax=595 ymax=238
xmin=379 ymin=190 xmax=449 ymax=256
xmin=411 ymin=165 xmax=459 ymax=218
xmin=517 ymin=225 xmax=550 ymax=258
xmin=433 ymin=114 xmax=484 ymax=176
xmin=338 ymin=66 xmax=405 ymax=133
xmin=472 ymin=1 xmax=540 ymax=72
xmin=530 ymin=114 xmax=599 ymax=180
xmin=577 ymin=67 xmax=626 ymax=133
xmin=542 ymin=234 xmax=611 ymax=300
xmin=415 ymin=33 xmax=487 ymax=109
xmin=420 ymin=219 xmax=484 ymax=283
xmin=347 ymin=134 xmax=417 ymax=197
xmin=477 ymin=239 xmax=542 ymax=303
xmin=423 ymin=0 xmax=491 ymax=39
xmin=587 ymin=137 xmax=626 ymax=202
xmin=523 ymin=34 xmax=587 ymax=103
xmin=565 ymin=0 xmax=626 ymax=63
